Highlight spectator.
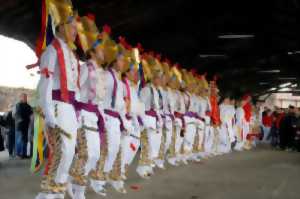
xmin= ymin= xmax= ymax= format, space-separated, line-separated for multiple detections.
xmin=0 ymin=115 xmax=5 ymax=152
xmin=262 ymin=109 xmax=272 ymax=143
xmin=295 ymin=108 xmax=300 ymax=152
xmin=279 ymin=105 xmax=297 ymax=151
xmin=5 ymin=110 xmax=16 ymax=157
xmin=14 ymin=93 xmax=33 ymax=158
xmin=270 ymin=109 xmax=285 ymax=148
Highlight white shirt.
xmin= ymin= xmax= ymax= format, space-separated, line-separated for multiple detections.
xmin=38 ymin=37 xmax=79 ymax=126
xmin=128 ymin=82 xmax=145 ymax=116
xmin=236 ymin=107 xmax=245 ymax=126
xmin=140 ymin=83 xmax=160 ymax=111
xmin=102 ymin=68 xmax=126 ymax=115
xmin=174 ymin=91 xmax=186 ymax=113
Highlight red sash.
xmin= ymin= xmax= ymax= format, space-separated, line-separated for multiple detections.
xmin=52 ymin=39 xmax=69 ymax=103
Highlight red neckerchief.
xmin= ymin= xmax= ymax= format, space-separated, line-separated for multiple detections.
xmin=52 ymin=39 xmax=69 ymax=103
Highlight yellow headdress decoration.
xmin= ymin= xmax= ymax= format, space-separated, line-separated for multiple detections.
xmin=48 ymin=0 xmax=74 ymax=27
xmin=48 ymin=0 xmax=77 ymax=49
xmin=130 ymin=48 xmax=141 ymax=71
xmin=99 ymin=26 xmax=118 ymax=65
xmin=141 ymin=57 xmax=152 ymax=82
xmin=161 ymin=59 xmax=171 ymax=80
xmin=181 ymin=68 xmax=190 ymax=87
xmin=78 ymin=15 xmax=103 ymax=53
xmin=117 ymin=36 xmax=134 ymax=73
xmin=168 ymin=64 xmax=182 ymax=83
xmin=144 ymin=53 xmax=163 ymax=80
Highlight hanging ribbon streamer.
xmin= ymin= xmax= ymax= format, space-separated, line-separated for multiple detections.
xmin=31 ymin=112 xmax=45 ymax=173
xmin=138 ymin=63 xmax=145 ymax=96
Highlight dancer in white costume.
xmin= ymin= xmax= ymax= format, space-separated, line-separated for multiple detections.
xmin=181 ymin=71 xmax=202 ymax=162
xmin=181 ymin=70 xmax=197 ymax=162
xmin=219 ymin=97 xmax=232 ymax=154
xmin=100 ymin=38 xmax=130 ymax=193
xmin=196 ymin=79 xmax=214 ymax=157
xmin=208 ymin=80 xmax=221 ymax=156
xmin=136 ymin=54 xmax=161 ymax=178
xmin=142 ymin=55 xmax=164 ymax=171
xmin=119 ymin=47 xmax=145 ymax=180
xmin=68 ymin=16 xmax=106 ymax=199
xmin=201 ymin=84 xmax=214 ymax=156
xmin=228 ymin=98 xmax=237 ymax=149
xmin=165 ymin=65 xmax=184 ymax=166
xmin=191 ymin=75 xmax=209 ymax=160
xmin=242 ymin=94 xmax=252 ymax=150
xmin=234 ymin=100 xmax=246 ymax=151
xmin=175 ymin=83 xmax=188 ymax=164
xmin=156 ymin=61 xmax=177 ymax=167
xmin=35 ymin=1 xmax=80 ymax=198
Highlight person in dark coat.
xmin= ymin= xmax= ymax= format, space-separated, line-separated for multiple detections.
xmin=0 ymin=115 xmax=5 ymax=152
xmin=279 ymin=105 xmax=297 ymax=151
xmin=295 ymin=108 xmax=300 ymax=152
xmin=14 ymin=93 xmax=33 ymax=158
xmin=5 ymin=110 xmax=16 ymax=157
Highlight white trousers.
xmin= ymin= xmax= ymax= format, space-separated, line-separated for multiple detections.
xmin=164 ymin=119 xmax=173 ymax=155
xmin=184 ymin=123 xmax=197 ymax=155
xmin=148 ymin=127 xmax=162 ymax=160
xmin=52 ymin=101 xmax=78 ymax=184
xmin=218 ymin=124 xmax=231 ymax=153
xmin=175 ymin=125 xmax=184 ymax=156
xmin=204 ymin=125 xmax=214 ymax=154
xmin=80 ymin=110 xmax=100 ymax=180
xmin=121 ymin=122 xmax=141 ymax=174
xmin=103 ymin=115 xmax=121 ymax=173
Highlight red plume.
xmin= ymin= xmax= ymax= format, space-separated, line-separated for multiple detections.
xmin=213 ymin=74 xmax=219 ymax=81
xmin=190 ymin=68 xmax=197 ymax=75
xmin=141 ymin=52 xmax=147 ymax=58
xmin=118 ymin=36 xmax=132 ymax=50
xmin=118 ymin=36 xmax=127 ymax=46
xmin=164 ymin=58 xmax=171 ymax=65
xmin=103 ymin=24 xmax=111 ymax=35
xmin=136 ymin=43 xmax=144 ymax=52
xmin=127 ymin=43 xmax=132 ymax=50
xmin=174 ymin=63 xmax=181 ymax=69
xmin=148 ymin=51 xmax=155 ymax=57
xmin=86 ymin=13 xmax=96 ymax=21
xmin=196 ymin=74 xmax=202 ymax=80
xmin=242 ymin=94 xmax=251 ymax=100
xmin=155 ymin=53 xmax=162 ymax=61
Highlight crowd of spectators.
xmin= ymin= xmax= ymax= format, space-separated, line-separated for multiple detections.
xmin=0 ymin=93 xmax=33 ymax=159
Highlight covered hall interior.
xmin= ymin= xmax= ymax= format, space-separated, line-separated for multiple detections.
xmin=0 ymin=1 xmax=300 ymax=199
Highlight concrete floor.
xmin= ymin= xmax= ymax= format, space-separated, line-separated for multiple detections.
xmin=0 ymin=146 xmax=300 ymax=199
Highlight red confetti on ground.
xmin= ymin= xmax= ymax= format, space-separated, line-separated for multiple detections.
xmin=130 ymin=185 xmax=141 ymax=190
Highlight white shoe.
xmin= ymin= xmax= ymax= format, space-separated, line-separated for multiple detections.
xmin=109 ymin=180 xmax=127 ymax=194
xmin=136 ymin=166 xmax=150 ymax=179
xmin=193 ymin=156 xmax=201 ymax=162
xmin=72 ymin=185 xmax=86 ymax=199
xmin=154 ymin=159 xmax=165 ymax=169
xmin=121 ymin=173 xmax=127 ymax=181
xmin=167 ymin=158 xmax=178 ymax=166
xmin=35 ymin=193 xmax=64 ymax=199
xmin=182 ymin=159 xmax=188 ymax=165
xmin=90 ymin=180 xmax=107 ymax=196
xmin=66 ymin=182 xmax=74 ymax=199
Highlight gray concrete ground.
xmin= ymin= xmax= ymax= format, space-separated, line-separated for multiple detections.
xmin=0 ymin=146 xmax=300 ymax=199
